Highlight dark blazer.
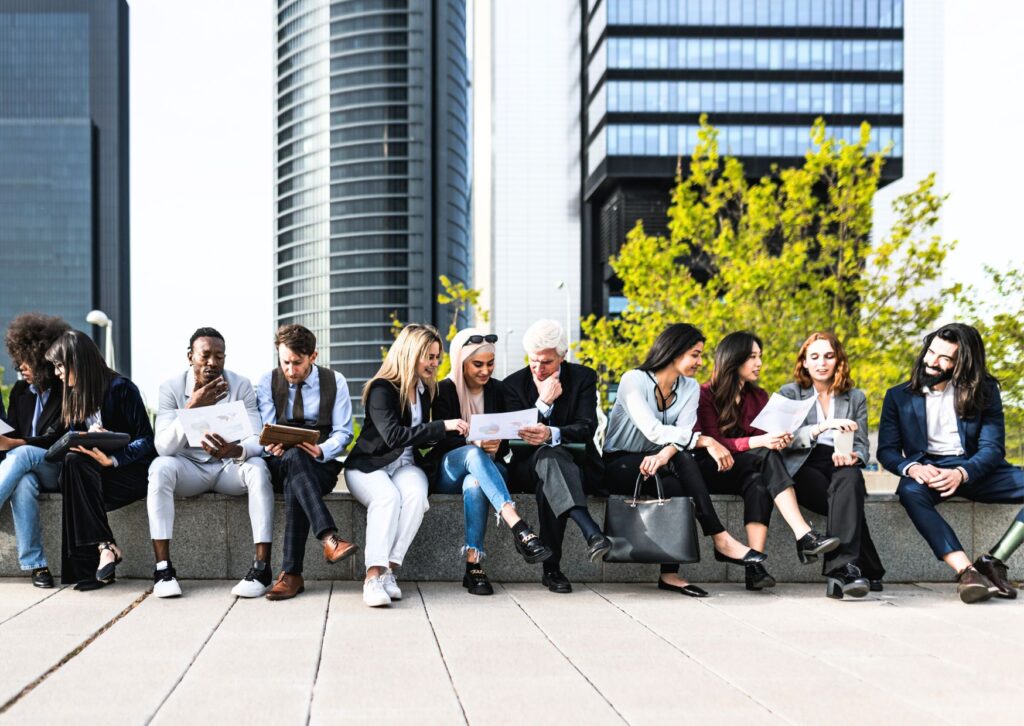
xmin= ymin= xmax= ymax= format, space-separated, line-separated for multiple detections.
xmin=877 ymin=379 xmax=1007 ymax=482
xmin=502 ymin=362 xmax=604 ymax=490
xmin=3 ymin=379 xmax=66 ymax=449
xmin=345 ymin=379 xmax=446 ymax=474
xmin=428 ymin=378 xmax=510 ymax=473
xmin=70 ymin=376 xmax=156 ymax=468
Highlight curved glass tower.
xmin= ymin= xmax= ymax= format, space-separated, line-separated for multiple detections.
xmin=274 ymin=0 xmax=469 ymax=403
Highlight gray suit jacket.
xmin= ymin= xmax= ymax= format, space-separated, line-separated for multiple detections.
xmin=777 ymin=382 xmax=869 ymax=477
xmin=153 ymin=368 xmax=264 ymax=463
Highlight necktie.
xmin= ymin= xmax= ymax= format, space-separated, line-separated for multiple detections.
xmin=292 ymin=382 xmax=305 ymax=423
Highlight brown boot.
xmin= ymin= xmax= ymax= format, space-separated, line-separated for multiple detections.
xmin=956 ymin=565 xmax=995 ymax=604
xmin=323 ymin=533 xmax=359 ymax=564
xmin=266 ymin=572 xmax=304 ymax=601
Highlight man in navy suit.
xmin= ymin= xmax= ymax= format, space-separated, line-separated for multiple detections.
xmin=878 ymin=323 xmax=1024 ymax=603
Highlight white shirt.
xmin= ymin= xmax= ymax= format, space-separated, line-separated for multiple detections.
xmin=923 ymin=384 xmax=963 ymax=456
xmin=814 ymin=396 xmax=835 ymax=447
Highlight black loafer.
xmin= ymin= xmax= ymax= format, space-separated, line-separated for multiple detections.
xmin=512 ymin=525 xmax=553 ymax=564
xmin=745 ymin=562 xmax=776 ymax=591
xmin=868 ymin=579 xmax=884 ymax=592
xmin=31 ymin=567 xmax=54 ymax=589
xmin=586 ymin=533 xmax=612 ymax=563
xmin=462 ymin=568 xmax=494 ymax=596
xmin=657 ymin=579 xmax=708 ymax=597
xmin=541 ymin=570 xmax=572 ymax=594
xmin=713 ymin=547 xmax=767 ymax=566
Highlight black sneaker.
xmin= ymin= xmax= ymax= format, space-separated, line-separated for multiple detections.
xmin=462 ymin=567 xmax=494 ymax=596
xmin=232 ymin=561 xmax=272 ymax=598
xmin=31 ymin=567 xmax=54 ymax=589
xmin=153 ymin=563 xmax=182 ymax=598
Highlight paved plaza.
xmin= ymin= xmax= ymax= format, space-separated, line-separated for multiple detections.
xmin=0 ymin=577 xmax=1020 ymax=725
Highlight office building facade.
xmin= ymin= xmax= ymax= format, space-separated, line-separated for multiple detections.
xmin=582 ymin=0 xmax=905 ymax=317
xmin=274 ymin=0 xmax=470 ymax=401
xmin=0 ymin=0 xmax=130 ymax=383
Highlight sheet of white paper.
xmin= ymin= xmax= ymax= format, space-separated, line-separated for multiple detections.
xmin=749 ymin=393 xmax=817 ymax=434
xmin=466 ymin=409 xmax=539 ymax=440
xmin=833 ymin=429 xmax=855 ymax=456
xmin=176 ymin=400 xmax=254 ymax=447
xmin=0 ymin=418 xmax=13 ymax=435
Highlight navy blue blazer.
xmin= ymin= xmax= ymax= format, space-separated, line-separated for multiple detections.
xmin=876 ymin=379 xmax=1006 ymax=482
xmin=69 ymin=376 xmax=156 ymax=469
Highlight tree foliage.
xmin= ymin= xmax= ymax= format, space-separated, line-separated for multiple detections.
xmin=577 ymin=116 xmax=953 ymax=427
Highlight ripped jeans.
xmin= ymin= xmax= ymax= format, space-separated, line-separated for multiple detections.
xmin=434 ymin=445 xmax=513 ymax=558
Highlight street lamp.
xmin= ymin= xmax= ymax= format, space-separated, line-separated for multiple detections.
xmin=86 ymin=309 xmax=116 ymax=370
xmin=554 ymin=280 xmax=572 ymax=362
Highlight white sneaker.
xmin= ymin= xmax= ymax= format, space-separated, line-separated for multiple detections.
xmin=231 ymin=564 xmax=272 ymax=598
xmin=153 ymin=565 xmax=182 ymax=598
xmin=362 ymin=576 xmax=391 ymax=607
xmin=381 ymin=569 xmax=402 ymax=601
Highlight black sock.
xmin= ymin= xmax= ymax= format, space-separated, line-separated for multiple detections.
xmin=568 ymin=506 xmax=600 ymax=540
xmin=511 ymin=520 xmax=529 ymax=537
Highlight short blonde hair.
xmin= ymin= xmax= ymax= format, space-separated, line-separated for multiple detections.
xmin=363 ymin=323 xmax=443 ymax=412
xmin=522 ymin=319 xmax=568 ymax=356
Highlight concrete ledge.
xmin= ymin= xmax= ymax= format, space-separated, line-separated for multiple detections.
xmin=3 ymin=487 xmax=1021 ymax=582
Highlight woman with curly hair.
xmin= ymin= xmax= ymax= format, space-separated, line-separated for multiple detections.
xmin=0 ymin=312 xmax=71 ymax=588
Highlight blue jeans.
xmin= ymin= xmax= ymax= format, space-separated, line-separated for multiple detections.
xmin=435 ymin=445 xmax=513 ymax=556
xmin=0 ymin=445 xmax=62 ymax=570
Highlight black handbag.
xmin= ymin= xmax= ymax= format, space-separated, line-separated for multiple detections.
xmin=603 ymin=472 xmax=701 ymax=564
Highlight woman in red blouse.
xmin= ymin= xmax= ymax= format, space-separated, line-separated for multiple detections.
xmin=696 ymin=331 xmax=839 ymax=589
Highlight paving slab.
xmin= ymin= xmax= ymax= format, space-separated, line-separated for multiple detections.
xmin=2 ymin=581 xmax=236 ymax=724
xmin=150 ymin=581 xmax=331 ymax=726
xmin=0 ymin=579 xmax=64 ymax=625
xmin=0 ymin=580 xmax=149 ymax=711
xmin=309 ymin=582 xmax=465 ymax=725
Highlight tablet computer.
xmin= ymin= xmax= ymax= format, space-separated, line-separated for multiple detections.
xmin=45 ymin=431 xmax=131 ymax=462
xmin=258 ymin=423 xmax=319 ymax=447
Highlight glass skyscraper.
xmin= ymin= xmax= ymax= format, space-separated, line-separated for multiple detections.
xmin=582 ymin=0 xmax=904 ymax=316
xmin=274 ymin=0 xmax=470 ymax=403
xmin=0 ymin=0 xmax=130 ymax=384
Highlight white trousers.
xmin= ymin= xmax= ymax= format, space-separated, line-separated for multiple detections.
xmin=345 ymin=464 xmax=429 ymax=570
xmin=147 ymin=455 xmax=273 ymax=542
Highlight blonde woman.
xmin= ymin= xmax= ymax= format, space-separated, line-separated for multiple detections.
xmin=345 ymin=324 xmax=468 ymax=607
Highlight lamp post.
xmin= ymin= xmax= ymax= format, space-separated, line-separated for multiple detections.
xmin=85 ymin=309 xmax=116 ymax=370
xmin=503 ymin=328 xmax=514 ymax=377
xmin=554 ymin=280 xmax=572 ymax=361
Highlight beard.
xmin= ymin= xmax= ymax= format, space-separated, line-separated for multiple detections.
xmin=921 ymin=366 xmax=953 ymax=388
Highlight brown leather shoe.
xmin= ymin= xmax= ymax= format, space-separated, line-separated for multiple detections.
xmin=974 ymin=554 xmax=1018 ymax=599
xmin=323 ymin=534 xmax=359 ymax=564
xmin=956 ymin=565 xmax=995 ymax=604
xmin=266 ymin=572 xmax=304 ymax=601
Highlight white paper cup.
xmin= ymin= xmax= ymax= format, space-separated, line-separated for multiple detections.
xmin=833 ymin=430 xmax=854 ymax=456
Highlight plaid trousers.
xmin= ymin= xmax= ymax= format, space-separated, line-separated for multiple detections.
xmin=266 ymin=449 xmax=341 ymax=574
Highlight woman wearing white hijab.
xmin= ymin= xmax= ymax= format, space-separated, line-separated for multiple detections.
xmin=430 ymin=328 xmax=552 ymax=594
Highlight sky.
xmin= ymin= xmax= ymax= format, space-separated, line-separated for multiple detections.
xmin=128 ymin=0 xmax=1023 ymax=406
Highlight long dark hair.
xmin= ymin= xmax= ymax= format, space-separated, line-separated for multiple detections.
xmin=639 ymin=324 xmax=706 ymax=372
xmin=709 ymin=331 xmax=763 ymax=436
xmin=4 ymin=312 xmax=70 ymax=391
xmin=910 ymin=323 xmax=995 ymax=417
xmin=45 ymin=330 xmax=117 ymax=426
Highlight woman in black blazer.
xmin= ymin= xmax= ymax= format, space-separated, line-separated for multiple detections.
xmin=345 ymin=324 xmax=467 ymax=607
xmin=44 ymin=330 xmax=155 ymax=588
xmin=429 ymin=328 xmax=551 ymax=595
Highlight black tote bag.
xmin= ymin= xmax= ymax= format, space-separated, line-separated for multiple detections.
xmin=602 ymin=472 xmax=700 ymax=564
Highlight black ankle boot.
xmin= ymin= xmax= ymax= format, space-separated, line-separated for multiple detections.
xmin=796 ymin=528 xmax=840 ymax=564
xmin=825 ymin=563 xmax=869 ymax=599
xmin=745 ymin=562 xmax=776 ymax=591
xmin=512 ymin=522 xmax=553 ymax=564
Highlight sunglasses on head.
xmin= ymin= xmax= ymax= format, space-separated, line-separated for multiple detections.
xmin=466 ymin=334 xmax=498 ymax=344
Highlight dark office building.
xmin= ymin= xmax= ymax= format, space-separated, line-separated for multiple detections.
xmin=0 ymin=0 xmax=130 ymax=384
xmin=582 ymin=0 xmax=904 ymax=317
xmin=274 ymin=0 xmax=470 ymax=404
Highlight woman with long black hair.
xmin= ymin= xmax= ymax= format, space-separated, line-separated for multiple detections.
xmin=45 ymin=330 xmax=155 ymax=588
xmin=603 ymin=324 xmax=768 ymax=597
xmin=696 ymin=331 xmax=839 ymax=589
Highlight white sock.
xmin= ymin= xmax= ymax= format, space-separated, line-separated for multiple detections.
xmin=156 ymin=560 xmax=169 ymax=571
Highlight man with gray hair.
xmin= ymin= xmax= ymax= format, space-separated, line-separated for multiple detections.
xmin=504 ymin=320 xmax=610 ymax=593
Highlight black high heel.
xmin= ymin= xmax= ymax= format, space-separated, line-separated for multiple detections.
xmin=714 ymin=547 xmax=767 ymax=566
xmin=795 ymin=528 xmax=840 ymax=565
xmin=825 ymin=563 xmax=869 ymax=599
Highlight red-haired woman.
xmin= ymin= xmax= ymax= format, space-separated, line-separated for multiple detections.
xmin=779 ymin=332 xmax=885 ymax=598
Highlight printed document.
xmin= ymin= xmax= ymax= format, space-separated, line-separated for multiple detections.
xmin=177 ymin=400 xmax=254 ymax=447
xmin=467 ymin=409 xmax=539 ymax=441
xmin=0 ymin=419 xmax=13 ymax=435
xmin=750 ymin=394 xmax=816 ymax=434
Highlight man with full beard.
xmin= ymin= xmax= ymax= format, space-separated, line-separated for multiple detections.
xmin=878 ymin=323 xmax=1024 ymax=603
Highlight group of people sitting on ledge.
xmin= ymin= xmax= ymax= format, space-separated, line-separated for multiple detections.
xmin=1 ymin=313 xmax=1022 ymax=606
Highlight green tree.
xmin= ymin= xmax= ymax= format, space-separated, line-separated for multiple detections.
xmin=578 ymin=116 xmax=954 ymax=427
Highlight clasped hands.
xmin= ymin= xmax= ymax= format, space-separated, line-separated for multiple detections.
xmin=907 ymin=462 xmax=965 ymax=498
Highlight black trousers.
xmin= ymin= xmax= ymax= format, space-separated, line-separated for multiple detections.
xmin=794 ymin=445 xmax=885 ymax=578
xmin=59 ymin=452 xmax=149 ymax=584
xmin=266 ymin=449 xmax=341 ymax=575
xmin=510 ymin=446 xmax=589 ymax=569
xmin=605 ymin=450 xmax=728 ymax=575
xmin=695 ymin=449 xmax=776 ymax=526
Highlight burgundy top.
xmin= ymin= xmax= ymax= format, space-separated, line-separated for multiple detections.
xmin=696 ymin=383 xmax=769 ymax=453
